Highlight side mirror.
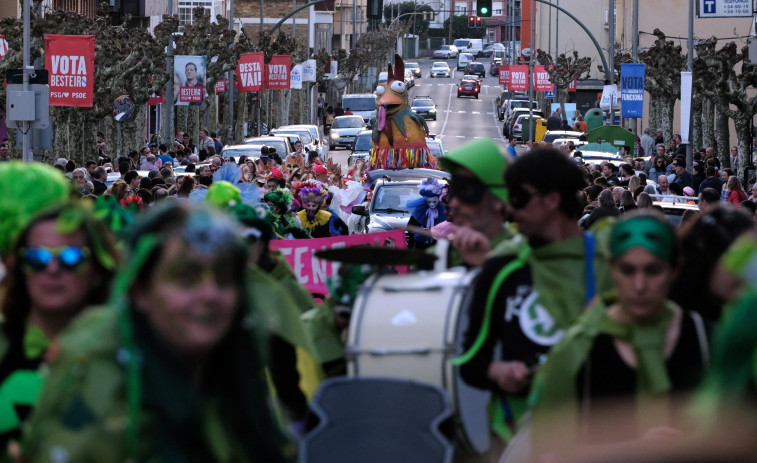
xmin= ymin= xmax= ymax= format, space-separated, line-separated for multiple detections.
xmin=352 ymin=205 xmax=368 ymax=217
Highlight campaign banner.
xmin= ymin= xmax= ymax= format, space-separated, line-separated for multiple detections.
xmin=174 ymin=55 xmax=206 ymax=105
xmin=44 ymin=35 xmax=95 ymax=107
xmin=215 ymin=78 xmax=227 ymax=95
xmin=302 ymin=59 xmax=317 ymax=82
xmin=147 ymin=93 xmax=164 ymax=105
xmin=290 ymin=64 xmax=303 ymax=89
xmin=237 ymin=52 xmax=264 ymax=92
xmin=498 ymin=65 xmax=509 ymax=85
xmin=508 ymin=65 xmax=529 ymax=91
xmin=620 ymin=63 xmax=645 ymax=118
xmin=269 ymin=230 xmax=407 ymax=296
xmin=266 ymin=54 xmax=291 ymax=90
xmin=0 ymin=35 xmax=7 ymax=59
xmin=533 ymin=65 xmax=554 ymax=92
xmin=568 ymin=77 xmax=577 ymax=92
xmin=680 ymin=71 xmax=691 ymax=144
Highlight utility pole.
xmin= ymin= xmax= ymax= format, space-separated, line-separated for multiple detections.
xmin=259 ymin=0 xmax=264 ymax=135
xmin=164 ymin=0 xmax=174 ymax=144
xmin=352 ymin=0 xmax=357 ymax=49
xmin=22 ymin=0 xmax=31 ymax=162
xmin=528 ymin=0 xmax=535 ymax=142
xmin=686 ymin=0 xmax=694 ymax=170
xmin=631 ymin=0 xmax=638 ymax=135
xmin=608 ymin=0 xmax=615 ymax=125
xmin=448 ymin=0 xmax=452 ymax=45
xmin=229 ymin=0 xmax=235 ymax=143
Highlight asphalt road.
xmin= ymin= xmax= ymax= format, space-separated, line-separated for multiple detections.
xmin=327 ymin=56 xmax=508 ymax=169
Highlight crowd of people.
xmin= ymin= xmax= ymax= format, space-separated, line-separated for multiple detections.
xmin=2 ymin=128 xmax=757 ymax=462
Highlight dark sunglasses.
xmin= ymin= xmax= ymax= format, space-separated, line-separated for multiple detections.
xmin=21 ymin=246 xmax=91 ymax=273
xmin=508 ymin=185 xmax=539 ymax=210
xmin=448 ymin=177 xmax=487 ymax=204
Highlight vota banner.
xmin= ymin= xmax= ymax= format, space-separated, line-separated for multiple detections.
xmin=44 ymin=35 xmax=95 ymax=107
xmin=498 ymin=65 xmax=510 ymax=85
xmin=237 ymin=52 xmax=264 ymax=92
xmin=269 ymin=230 xmax=407 ymax=296
xmin=266 ymin=54 xmax=291 ymax=90
xmin=508 ymin=65 xmax=528 ymax=91
xmin=533 ymin=65 xmax=554 ymax=92
xmin=620 ymin=63 xmax=645 ymax=118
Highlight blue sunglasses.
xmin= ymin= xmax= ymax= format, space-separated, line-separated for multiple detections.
xmin=21 ymin=246 xmax=91 ymax=273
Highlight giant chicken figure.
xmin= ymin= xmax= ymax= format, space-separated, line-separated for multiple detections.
xmin=369 ymin=54 xmax=437 ymax=170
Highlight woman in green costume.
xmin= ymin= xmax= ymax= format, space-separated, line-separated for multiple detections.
xmin=529 ymin=212 xmax=711 ymax=459
xmin=0 ymin=203 xmax=118 ymax=456
xmin=23 ymin=202 xmax=293 ymax=463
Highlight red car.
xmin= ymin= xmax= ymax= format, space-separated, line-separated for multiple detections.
xmin=457 ymin=79 xmax=480 ymax=99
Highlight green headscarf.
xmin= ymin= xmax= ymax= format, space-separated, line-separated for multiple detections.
xmin=610 ymin=215 xmax=675 ymax=262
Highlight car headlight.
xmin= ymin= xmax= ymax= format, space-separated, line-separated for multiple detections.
xmin=429 ymin=109 xmax=436 ymax=114
xmin=331 ymin=132 xmax=339 ymax=140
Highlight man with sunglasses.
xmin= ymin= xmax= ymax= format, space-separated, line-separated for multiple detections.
xmin=438 ymin=138 xmax=512 ymax=268
xmin=459 ymin=148 xmax=613 ymax=442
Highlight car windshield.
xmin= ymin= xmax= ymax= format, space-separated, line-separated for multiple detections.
xmin=427 ymin=141 xmax=443 ymax=157
xmin=512 ymin=101 xmax=538 ymax=109
xmin=333 ymin=117 xmax=365 ymax=128
xmin=412 ymin=99 xmax=434 ymax=107
xmin=244 ymin=138 xmax=288 ymax=154
xmin=373 ymin=185 xmax=418 ymax=212
xmin=354 ymin=133 xmax=373 ymax=151
xmin=433 ymin=63 xmax=447 ymax=69
xmin=453 ymin=39 xmax=470 ymax=48
xmin=440 ymin=46 xmax=450 ymax=51
xmin=273 ymin=130 xmax=312 ymax=144
xmin=406 ymin=63 xmax=419 ymax=69
xmin=224 ymin=147 xmax=263 ymax=158
xmin=342 ymin=96 xmax=376 ymax=111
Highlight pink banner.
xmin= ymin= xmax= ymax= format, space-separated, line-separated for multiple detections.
xmin=568 ymin=77 xmax=577 ymax=92
xmin=44 ymin=35 xmax=95 ymax=107
xmin=237 ymin=52 xmax=264 ymax=92
xmin=266 ymin=54 xmax=291 ymax=90
xmin=498 ymin=65 xmax=509 ymax=86
xmin=533 ymin=65 xmax=554 ymax=92
xmin=270 ymin=230 xmax=407 ymax=296
xmin=508 ymin=65 xmax=528 ymax=91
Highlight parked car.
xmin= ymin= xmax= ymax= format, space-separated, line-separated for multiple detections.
xmin=277 ymin=124 xmax=326 ymax=161
xmin=457 ymin=79 xmax=480 ymax=98
xmin=426 ymin=137 xmax=445 ymax=158
xmin=329 ymin=115 xmax=366 ymax=150
xmin=348 ymin=130 xmax=373 ymax=166
xmin=411 ymin=96 xmax=437 ymax=121
xmin=542 ymin=130 xmax=584 ymax=144
xmin=483 ymin=43 xmax=506 ymax=57
xmin=242 ymin=135 xmax=293 ymax=158
xmin=220 ymin=144 xmax=264 ymax=163
xmin=465 ymin=62 xmax=486 ymax=78
xmin=430 ymin=62 xmax=451 ymax=78
xmin=511 ymin=114 xmax=545 ymax=140
xmin=433 ymin=45 xmax=458 ymax=59
xmin=503 ymin=108 xmax=544 ymax=137
xmin=405 ymin=62 xmax=422 ymax=78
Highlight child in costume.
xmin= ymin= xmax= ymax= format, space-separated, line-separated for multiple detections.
xmin=296 ymin=181 xmax=347 ymax=238
xmin=406 ymin=177 xmax=446 ymax=249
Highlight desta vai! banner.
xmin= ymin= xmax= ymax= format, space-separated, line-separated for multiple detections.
xmin=266 ymin=55 xmax=291 ymax=90
xmin=44 ymin=35 xmax=95 ymax=107
xmin=237 ymin=52 xmax=264 ymax=92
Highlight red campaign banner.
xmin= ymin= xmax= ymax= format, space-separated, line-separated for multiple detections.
xmin=237 ymin=52 xmax=264 ymax=92
xmin=498 ymin=65 xmax=510 ymax=86
xmin=44 ymin=35 xmax=95 ymax=107
xmin=568 ymin=77 xmax=577 ymax=92
xmin=215 ymin=79 xmax=227 ymax=94
xmin=533 ymin=65 xmax=554 ymax=92
xmin=269 ymin=230 xmax=407 ymax=296
xmin=266 ymin=54 xmax=291 ymax=90
xmin=508 ymin=65 xmax=529 ymax=92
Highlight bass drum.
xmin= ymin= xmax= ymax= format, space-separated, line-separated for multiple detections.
xmin=346 ymin=269 xmax=491 ymax=454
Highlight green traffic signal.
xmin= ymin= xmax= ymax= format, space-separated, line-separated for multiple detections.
xmin=481 ymin=7 xmax=488 ymax=13
xmin=477 ymin=0 xmax=492 ymax=17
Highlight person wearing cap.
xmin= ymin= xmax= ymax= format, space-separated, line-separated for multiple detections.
xmin=457 ymin=148 xmax=613 ymax=444
xmin=312 ymin=164 xmax=330 ymax=184
xmin=266 ymin=167 xmax=285 ymax=191
xmin=671 ymin=157 xmax=693 ymax=189
xmin=530 ymin=211 xmax=710 ymax=458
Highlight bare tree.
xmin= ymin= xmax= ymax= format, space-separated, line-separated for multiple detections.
xmin=535 ymin=49 xmax=592 ymax=117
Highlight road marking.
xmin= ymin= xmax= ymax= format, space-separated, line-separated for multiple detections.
xmin=455 ymin=136 xmax=466 ymax=138
xmin=438 ymin=78 xmax=455 ymax=137
xmin=472 ymin=111 xmax=480 ymax=114
xmin=457 ymin=110 xmax=466 ymax=113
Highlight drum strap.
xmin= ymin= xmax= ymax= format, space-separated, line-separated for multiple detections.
xmin=450 ymin=244 xmax=532 ymax=366
xmin=584 ymin=231 xmax=596 ymax=305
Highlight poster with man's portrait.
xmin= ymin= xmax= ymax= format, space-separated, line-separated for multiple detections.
xmin=174 ymin=55 xmax=207 ymax=106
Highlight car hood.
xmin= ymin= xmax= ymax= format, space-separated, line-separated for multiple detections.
xmin=332 ymin=127 xmax=363 ymax=135
xmin=368 ymin=213 xmax=410 ymax=231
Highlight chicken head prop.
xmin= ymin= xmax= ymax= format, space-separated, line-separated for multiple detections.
xmin=369 ymin=54 xmax=436 ymax=170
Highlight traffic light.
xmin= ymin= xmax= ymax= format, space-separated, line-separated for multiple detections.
xmin=476 ymin=16 xmax=483 ymax=27
xmin=468 ymin=15 xmax=476 ymax=28
xmin=477 ymin=0 xmax=492 ymax=17
xmin=366 ymin=0 xmax=383 ymax=19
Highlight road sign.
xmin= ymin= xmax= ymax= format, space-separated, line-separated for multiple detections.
xmin=544 ymin=90 xmax=555 ymax=99
xmin=697 ymin=0 xmax=752 ymax=17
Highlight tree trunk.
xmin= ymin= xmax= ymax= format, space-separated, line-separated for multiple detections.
xmin=234 ymin=91 xmax=247 ymax=142
xmin=176 ymin=106 xmax=188 ymax=135
xmin=659 ymin=97 xmax=675 ymax=143
xmin=716 ymin=97 xmax=730 ymax=167
xmin=701 ymin=99 xmax=715 ymax=152
xmin=691 ymin=96 xmax=702 ymax=152
xmin=735 ymin=115 xmax=751 ymax=178
xmin=648 ymin=99 xmax=660 ymax=135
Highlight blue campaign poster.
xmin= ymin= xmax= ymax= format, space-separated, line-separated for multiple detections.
xmin=620 ymin=63 xmax=645 ymax=118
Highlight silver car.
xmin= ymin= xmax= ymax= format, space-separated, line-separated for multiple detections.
xmin=430 ymin=62 xmax=451 ymax=78
xmin=329 ymin=115 xmax=366 ymax=150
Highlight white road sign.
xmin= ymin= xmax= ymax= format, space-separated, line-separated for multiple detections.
xmin=698 ymin=0 xmax=752 ymax=17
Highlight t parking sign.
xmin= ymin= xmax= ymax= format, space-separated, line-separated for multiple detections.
xmin=698 ymin=0 xmax=752 ymax=17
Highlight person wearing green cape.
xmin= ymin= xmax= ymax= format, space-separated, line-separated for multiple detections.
xmin=22 ymin=202 xmax=293 ymax=462
xmin=457 ymin=148 xmax=613 ymax=443
xmin=529 ymin=212 xmax=711 ymax=459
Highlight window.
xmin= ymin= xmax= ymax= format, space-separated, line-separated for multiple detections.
xmin=178 ymin=0 xmax=212 ymax=29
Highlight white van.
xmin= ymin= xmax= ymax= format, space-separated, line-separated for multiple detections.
xmin=457 ymin=53 xmax=474 ymax=71
xmin=467 ymin=39 xmax=484 ymax=57
xmin=341 ymin=93 xmax=378 ymax=125
xmin=453 ymin=38 xmax=471 ymax=54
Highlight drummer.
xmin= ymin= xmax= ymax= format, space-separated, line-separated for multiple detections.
xmin=457 ymin=148 xmax=614 ymax=441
